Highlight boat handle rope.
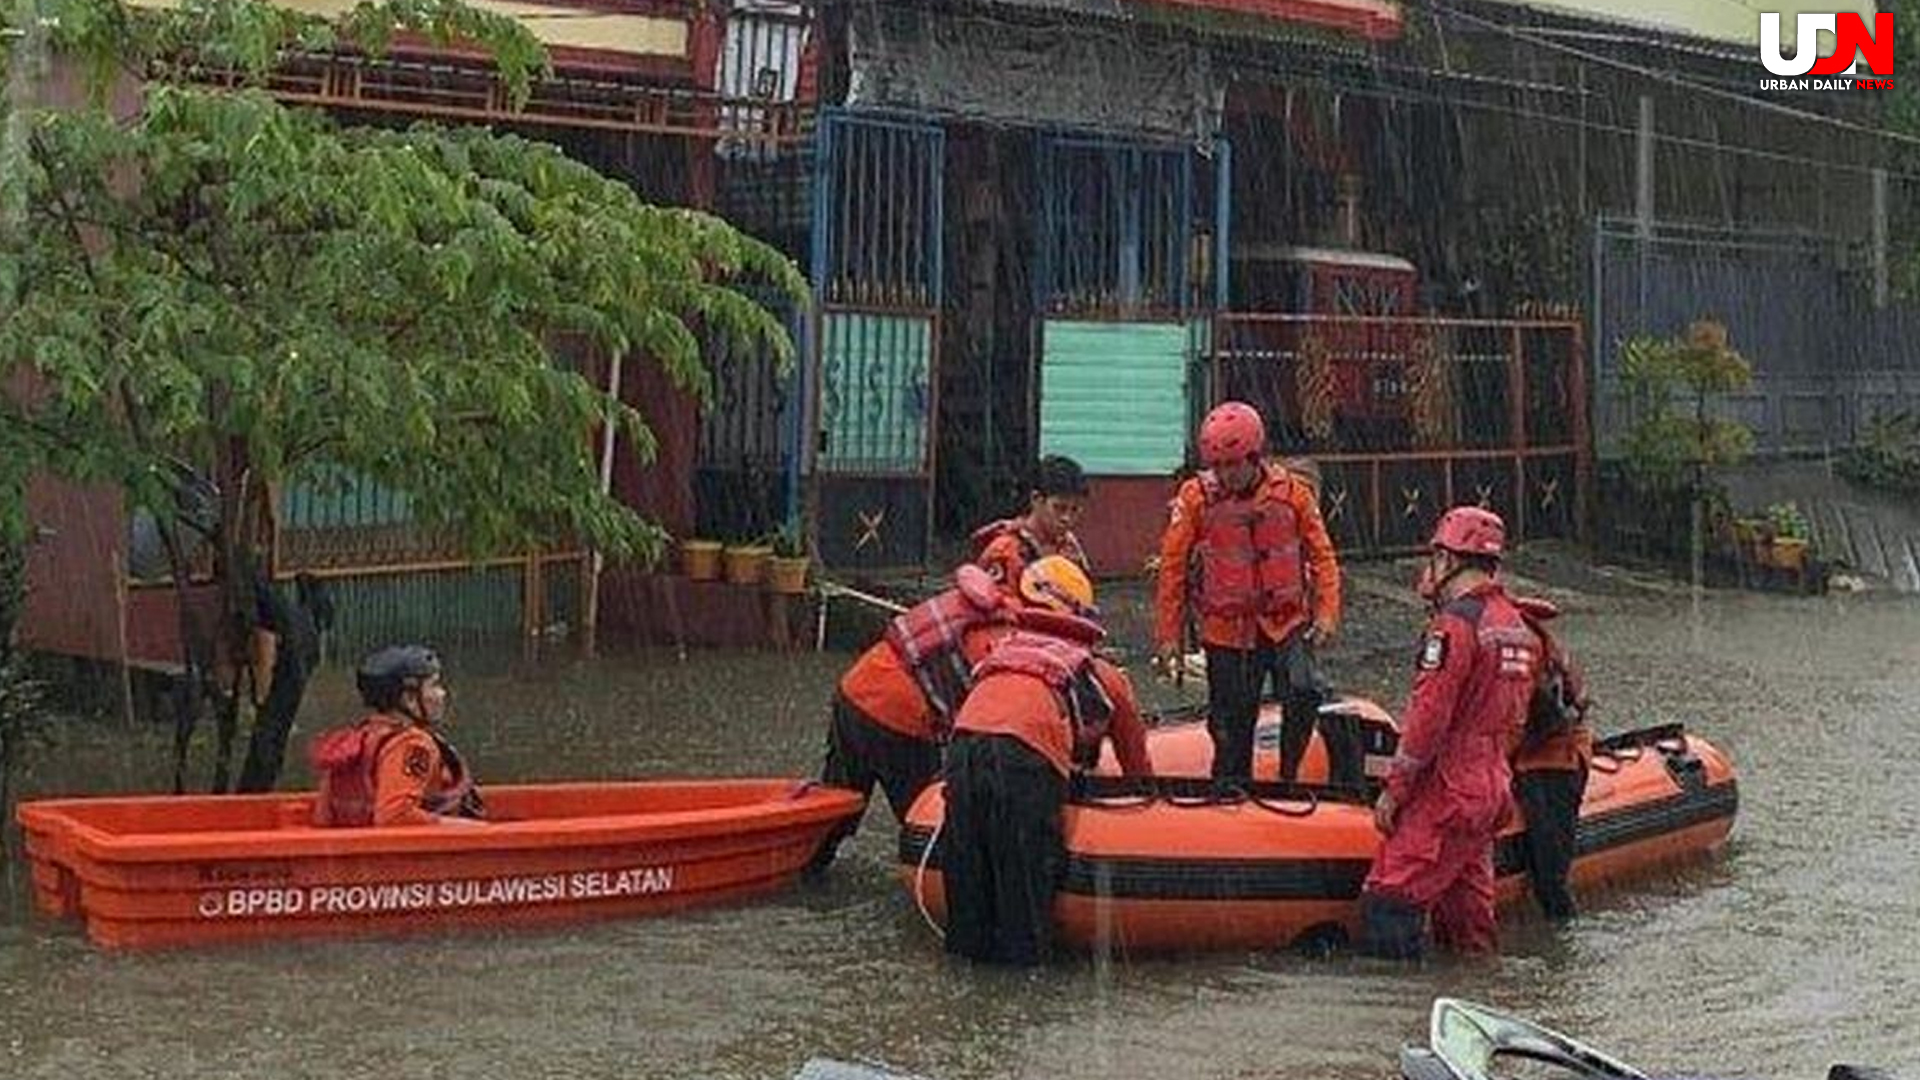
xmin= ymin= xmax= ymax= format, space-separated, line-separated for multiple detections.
xmin=1251 ymin=791 xmax=1320 ymax=817
xmin=1081 ymin=794 xmax=1158 ymax=812
xmin=912 ymin=819 xmax=946 ymax=942
xmin=1166 ymin=787 xmax=1241 ymax=809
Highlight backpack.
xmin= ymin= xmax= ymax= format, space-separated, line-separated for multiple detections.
xmin=1513 ymin=598 xmax=1589 ymax=743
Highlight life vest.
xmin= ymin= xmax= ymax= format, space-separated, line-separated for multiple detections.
xmin=423 ymin=730 xmax=485 ymax=819
xmin=975 ymin=610 xmax=1114 ymax=766
xmin=1193 ymin=468 xmax=1305 ymax=619
xmin=309 ymin=718 xmax=401 ymax=827
xmin=970 ymin=518 xmax=1089 ymax=577
xmin=308 ymin=718 xmax=483 ymax=825
xmin=1512 ymin=597 xmax=1589 ymax=745
xmin=883 ymin=564 xmax=1009 ymax=734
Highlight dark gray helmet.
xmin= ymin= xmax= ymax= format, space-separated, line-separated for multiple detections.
xmin=355 ymin=645 xmax=442 ymax=711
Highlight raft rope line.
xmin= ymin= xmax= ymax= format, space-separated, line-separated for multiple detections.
xmin=912 ymin=815 xmax=945 ymax=942
xmin=813 ymin=579 xmax=910 ymax=652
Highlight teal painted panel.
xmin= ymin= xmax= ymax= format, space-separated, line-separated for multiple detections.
xmin=1040 ymin=320 xmax=1191 ymax=475
xmin=320 ymin=567 xmax=523 ymax=662
xmin=818 ymin=313 xmax=932 ymax=474
xmin=281 ymin=468 xmax=415 ymax=530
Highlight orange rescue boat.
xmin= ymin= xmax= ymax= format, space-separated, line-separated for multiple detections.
xmin=20 ymin=779 xmax=862 ymax=950
xmin=898 ymin=715 xmax=1737 ymax=954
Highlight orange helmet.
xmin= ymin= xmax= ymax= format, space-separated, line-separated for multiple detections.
xmin=1198 ymin=401 xmax=1266 ymax=467
xmin=1430 ymin=506 xmax=1506 ymax=558
xmin=1019 ymin=555 xmax=1097 ymax=619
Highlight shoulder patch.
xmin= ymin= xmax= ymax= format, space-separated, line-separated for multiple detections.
xmin=402 ymin=744 xmax=433 ymax=781
xmin=1417 ymin=631 xmax=1448 ymax=671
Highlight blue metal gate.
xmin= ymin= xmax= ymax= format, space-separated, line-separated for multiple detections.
xmin=808 ymin=110 xmax=945 ymax=570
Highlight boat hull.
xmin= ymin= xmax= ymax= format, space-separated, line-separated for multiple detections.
xmin=20 ymin=779 xmax=863 ymax=950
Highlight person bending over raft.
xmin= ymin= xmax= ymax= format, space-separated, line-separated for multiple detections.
xmin=311 ymin=645 xmax=484 ymax=827
xmin=943 ymin=560 xmax=1153 ymax=967
xmin=810 ymin=558 xmax=1098 ymax=873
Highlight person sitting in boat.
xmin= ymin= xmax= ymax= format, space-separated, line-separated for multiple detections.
xmin=942 ymin=559 xmax=1152 ymax=966
xmin=807 ymin=562 xmax=1027 ymax=874
xmin=1508 ymin=596 xmax=1595 ymax=921
xmin=971 ymin=454 xmax=1091 ymax=587
xmin=1361 ymin=507 xmax=1540 ymax=959
xmin=310 ymin=645 xmax=485 ymax=827
xmin=1153 ymin=401 xmax=1349 ymax=786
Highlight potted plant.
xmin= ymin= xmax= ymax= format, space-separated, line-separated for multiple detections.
xmin=766 ymin=525 xmax=811 ymax=595
xmin=681 ymin=537 xmax=723 ymax=581
xmin=1765 ymin=501 xmax=1811 ymax=571
xmin=723 ymin=532 xmax=772 ymax=586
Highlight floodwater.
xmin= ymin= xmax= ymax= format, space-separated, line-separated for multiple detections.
xmin=4 ymin=554 xmax=1920 ymax=1080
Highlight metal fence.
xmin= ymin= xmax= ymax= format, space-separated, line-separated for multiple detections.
xmin=1211 ymin=313 xmax=1587 ymax=553
xmin=1593 ymin=217 xmax=1920 ymax=457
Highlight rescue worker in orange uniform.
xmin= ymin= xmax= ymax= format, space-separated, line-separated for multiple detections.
xmin=1153 ymin=402 xmax=1350 ymax=786
xmin=1361 ymin=507 xmax=1540 ymax=958
xmin=808 ymin=563 xmax=1020 ymax=874
xmin=943 ymin=557 xmax=1153 ymax=966
xmin=972 ymin=454 xmax=1091 ymax=587
xmin=1508 ymin=596 xmax=1594 ymax=921
xmin=311 ymin=645 xmax=484 ymax=827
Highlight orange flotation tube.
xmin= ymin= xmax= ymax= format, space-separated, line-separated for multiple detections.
xmin=899 ymin=717 xmax=1736 ymax=954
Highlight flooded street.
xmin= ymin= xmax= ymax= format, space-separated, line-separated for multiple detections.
xmin=5 ymin=556 xmax=1920 ymax=1080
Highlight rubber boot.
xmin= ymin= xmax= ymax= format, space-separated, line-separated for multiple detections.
xmin=1358 ymin=891 xmax=1427 ymax=960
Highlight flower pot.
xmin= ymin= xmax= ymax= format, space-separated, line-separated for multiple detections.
xmin=723 ymin=545 xmax=772 ymax=586
xmin=681 ymin=540 xmax=722 ymax=581
xmin=1771 ymin=537 xmax=1808 ymax=571
xmin=766 ymin=556 xmax=810 ymax=595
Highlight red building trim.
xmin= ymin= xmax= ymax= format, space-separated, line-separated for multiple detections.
xmin=1146 ymin=0 xmax=1402 ymax=41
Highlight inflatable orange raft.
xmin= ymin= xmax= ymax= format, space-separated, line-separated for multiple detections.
xmin=20 ymin=779 xmax=862 ymax=950
xmin=899 ymin=714 xmax=1737 ymax=953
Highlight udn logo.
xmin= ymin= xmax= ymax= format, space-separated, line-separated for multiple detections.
xmin=1759 ymin=12 xmax=1894 ymax=77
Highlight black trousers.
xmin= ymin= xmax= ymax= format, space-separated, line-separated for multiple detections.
xmin=941 ymin=733 xmax=1066 ymax=966
xmin=1205 ymin=632 xmax=1360 ymax=787
xmin=1514 ymin=768 xmax=1587 ymax=920
xmin=812 ymin=693 xmax=941 ymax=872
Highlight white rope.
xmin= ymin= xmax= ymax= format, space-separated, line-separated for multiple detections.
xmin=912 ymin=814 xmax=946 ymax=942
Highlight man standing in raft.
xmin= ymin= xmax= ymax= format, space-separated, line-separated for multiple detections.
xmin=1361 ymin=507 xmax=1539 ymax=958
xmin=972 ymin=454 xmax=1092 ymax=587
xmin=942 ymin=557 xmax=1152 ymax=966
xmin=1153 ymin=401 xmax=1351 ymax=786
xmin=807 ymin=561 xmax=1023 ymax=874
xmin=311 ymin=645 xmax=484 ymax=827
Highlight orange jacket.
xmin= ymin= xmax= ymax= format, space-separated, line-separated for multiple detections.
xmin=314 ymin=716 xmax=466 ymax=827
xmin=1154 ymin=462 xmax=1341 ymax=650
xmin=974 ymin=517 xmax=1089 ymax=589
xmin=838 ymin=624 xmax=1009 ymax=741
xmin=953 ymin=658 xmax=1151 ymax=779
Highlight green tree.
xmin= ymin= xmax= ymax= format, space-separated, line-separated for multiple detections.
xmin=1616 ymin=319 xmax=1754 ymax=494
xmin=0 ymin=0 xmax=806 ymax=793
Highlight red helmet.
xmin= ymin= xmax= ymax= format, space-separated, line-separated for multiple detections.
xmin=1198 ymin=402 xmax=1266 ymax=466
xmin=1430 ymin=506 xmax=1506 ymax=558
